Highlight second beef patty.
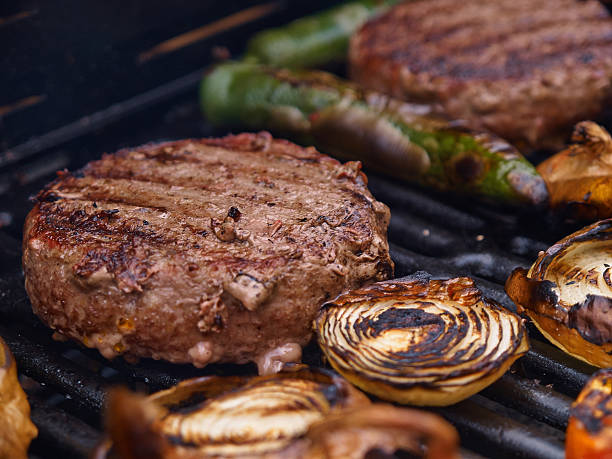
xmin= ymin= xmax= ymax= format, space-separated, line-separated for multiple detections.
xmin=349 ymin=0 xmax=612 ymax=151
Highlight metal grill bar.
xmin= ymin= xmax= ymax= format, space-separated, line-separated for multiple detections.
xmin=480 ymin=373 xmax=571 ymax=430
xmin=441 ymin=398 xmax=565 ymax=459
xmin=522 ymin=341 xmax=593 ymax=398
xmin=0 ymin=326 xmax=106 ymax=415
xmin=29 ymin=395 xmax=101 ymax=459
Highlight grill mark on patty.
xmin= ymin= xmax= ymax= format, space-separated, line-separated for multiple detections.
xmin=443 ymin=21 xmax=612 ymax=64
xmin=85 ymin=161 xmax=349 ymax=195
xmin=371 ymin=28 xmax=612 ymax=80
xmin=43 ymin=191 xmax=363 ymax=243
xmin=89 ymin=149 xmax=336 ymax=181
xmin=53 ymin=177 xmax=354 ymax=227
xmin=52 ymin=189 xmax=320 ymax=234
xmin=82 ymin=147 xmax=361 ymax=198
xmin=35 ymin=199 xmax=283 ymax=251
xmin=34 ymin=203 xmax=296 ymax=275
xmin=384 ymin=0 xmax=599 ymax=23
xmin=425 ymin=11 xmax=609 ymax=46
xmin=355 ymin=0 xmax=612 ymax=81
xmin=32 ymin=162 xmax=371 ymax=268
xmin=421 ymin=9 xmax=592 ymax=43
xmin=409 ymin=45 xmax=612 ymax=82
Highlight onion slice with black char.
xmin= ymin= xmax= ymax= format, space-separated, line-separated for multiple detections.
xmin=0 ymin=336 xmax=37 ymax=459
xmin=94 ymin=367 xmax=459 ymax=458
xmin=506 ymin=219 xmax=612 ymax=368
xmin=566 ymin=369 xmax=612 ymax=459
xmin=315 ymin=274 xmax=529 ymax=406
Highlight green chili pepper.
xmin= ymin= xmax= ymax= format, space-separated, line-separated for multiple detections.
xmin=201 ymin=61 xmax=549 ymax=206
xmin=244 ymin=1 xmax=399 ymax=69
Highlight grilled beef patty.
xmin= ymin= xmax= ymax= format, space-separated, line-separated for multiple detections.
xmin=22 ymin=132 xmax=393 ymax=373
xmin=349 ymin=0 xmax=612 ymax=151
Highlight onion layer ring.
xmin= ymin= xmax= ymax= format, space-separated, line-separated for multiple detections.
xmin=315 ymin=275 xmax=529 ymax=406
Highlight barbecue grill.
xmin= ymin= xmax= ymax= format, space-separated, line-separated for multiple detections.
xmin=1 ymin=1 xmax=607 ymax=458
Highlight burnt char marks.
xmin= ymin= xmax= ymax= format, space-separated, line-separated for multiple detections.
xmin=37 ymin=190 xmax=62 ymax=203
xmin=568 ymin=295 xmax=612 ymax=346
xmin=571 ymin=369 xmax=612 ymax=434
xmin=572 ymin=391 xmax=609 ymax=433
xmin=450 ymin=154 xmax=485 ymax=184
xmin=365 ymin=307 xmax=444 ymax=338
xmin=507 ymin=219 xmax=612 ymax=349
xmin=227 ymin=206 xmax=241 ymax=221
xmin=533 ymin=219 xmax=612 ymax=276
xmin=35 ymin=203 xmax=167 ymax=247
xmin=605 ymin=267 xmax=612 ymax=288
xmin=375 ymin=259 xmax=394 ymax=280
xmin=505 ymin=268 xmax=561 ymax=320
xmin=73 ymin=242 xmax=155 ymax=293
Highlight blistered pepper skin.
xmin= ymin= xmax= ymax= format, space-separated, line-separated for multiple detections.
xmin=201 ymin=62 xmax=548 ymax=207
xmin=244 ymin=1 xmax=399 ymax=69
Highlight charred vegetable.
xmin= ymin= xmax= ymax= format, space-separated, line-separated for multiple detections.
xmin=314 ymin=274 xmax=529 ymax=406
xmin=538 ymin=121 xmax=612 ymax=221
xmin=0 ymin=337 xmax=37 ymax=459
xmin=201 ymin=62 xmax=548 ymax=206
xmin=94 ymin=367 xmax=460 ymax=458
xmin=304 ymin=404 xmax=459 ymax=459
xmin=566 ymin=369 xmax=612 ymax=459
xmin=245 ymin=1 xmax=399 ymax=69
xmin=506 ymin=219 xmax=612 ymax=367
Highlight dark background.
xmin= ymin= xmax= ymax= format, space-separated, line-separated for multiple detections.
xmin=0 ymin=1 xmax=338 ymax=153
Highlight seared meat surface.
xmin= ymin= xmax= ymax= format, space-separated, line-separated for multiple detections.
xmin=22 ymin=132 xmax=392 ymax=373
xmin=349 ymin=0 xmax=612 ymax=151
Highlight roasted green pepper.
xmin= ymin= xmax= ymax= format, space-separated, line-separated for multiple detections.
xmin=201 ymin=62 xmax=548 ymax=206
xmin=244 ymin=1 xmax=399 ymax=69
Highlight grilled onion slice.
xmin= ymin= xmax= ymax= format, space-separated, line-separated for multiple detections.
xmin=113 ymin=368 xmax=366 ymax=458
xmin=314 ymin=275 xmax=529 ymax=406
xmin=506 ymin=219 xmax=612 ymax=367
xmin=566 ymin=369 xmax=612 ymax=459
xmin=95 ymin=367 xmax=459 ymax=458
xmin=0 ymin=336 xmax=37 ymax=459
xmin=538 ymin=122 xmax=612 ymax=221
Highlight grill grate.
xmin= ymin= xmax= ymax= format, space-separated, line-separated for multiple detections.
xmin=1 ymin=4 xmax=608 ymax=458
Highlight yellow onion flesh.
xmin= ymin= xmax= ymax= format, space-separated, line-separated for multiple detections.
xmin=0 ymin=336 xmax=37 ymax=459
xmin=566 ymin=369 xmax=612 ymax=459
xmin=315 ymin=275 xmax=529 ymax=406
xmin=537 ymin=121 xmax=612 ymax=221
xmin=96 ymin=368 xmax=365 ymax=458
xmin=158 ymin=377 xmax=337 ymax=456
xmin=506 ymin=219 xmax=612 ymax=367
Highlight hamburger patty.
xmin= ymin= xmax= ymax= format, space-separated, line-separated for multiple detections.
xmin=22 ymin=132 xmax=393 ymax=374
xmin=349 ymin=0 xmax=612 ymax=151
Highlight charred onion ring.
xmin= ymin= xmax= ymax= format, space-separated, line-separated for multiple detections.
xmin=566 ymin=369 xmax=612 ymax=459
xmin=0 ymin=336 xmax=37 ymax=459
xmin=94 ymin=367 xmax=459 ymax=458
xmin=506 ymin=219 xmax=612 ymax=367
xmin=315 ymin=275 xmax=529 ymax=406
